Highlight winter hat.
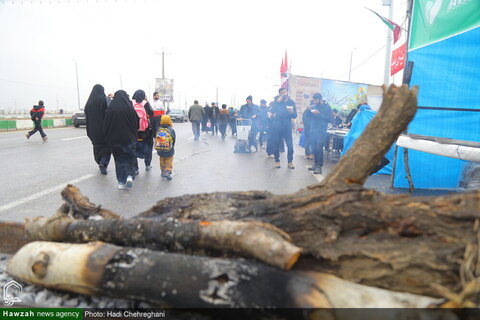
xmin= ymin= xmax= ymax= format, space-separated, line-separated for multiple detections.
xmin=160 ymin=115 xmax=173 ymax=126
xmin=313 ymin=93 xmax=323 ymax=100
xmin=246 ymin=95 xmax=253 ymax=101
xmin=260 ymin=99 xmax=267 ymax=104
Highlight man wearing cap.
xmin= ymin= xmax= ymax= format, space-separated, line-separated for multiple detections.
xmin=308 ymin=93 xmax=333 ymax=174
xmin=269 ymin=88 xmax=297 ymax=169
xmin=239 ymin=95 xmax=260 ymax=152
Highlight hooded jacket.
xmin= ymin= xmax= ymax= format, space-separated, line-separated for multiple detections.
xmin=156 ymin=115 xmax=176 ymax=157
xmin=30 ymin=105 xmax=45 ymax=121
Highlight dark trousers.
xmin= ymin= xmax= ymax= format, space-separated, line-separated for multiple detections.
xmin=304 ymin=132 xmax=313 ymax=155
xmin=219 ymin=122 xmax=228 ymax=136
xmin=258 ymin=129 xmax=267 ymax=147
xmin=191 ymin=121 xmax=201 ymax=140
xmin=248 ymin=125 xmax=258 ymax=149
xmin=28 ymin=120 xmax=46 ymax=137
xmin=273 ymin=128 xmax=294 ymax=163
xmin=312 ymin=134 xmax=327 ymax=167
xmin=111 ymin=142 xmax=137 ymax=184
xmin=92 ymin=142 xmax=111 ymax=167
xmin=211 ymin=119 xmax=219 ymax=135
xmin=201 ymin=118 xmax=208 ymax=132
xmin=228 ymin=119 xmax=237 ymax=135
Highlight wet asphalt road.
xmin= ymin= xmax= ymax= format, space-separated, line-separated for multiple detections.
xmin=0 ymin=124 xmax=322 ymax=222
xmin=0 ymin=124 xmax=455 ymax=222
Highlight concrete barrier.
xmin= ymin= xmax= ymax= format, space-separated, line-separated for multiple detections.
xmin=0 ymin=117 xmax=74 ymax=132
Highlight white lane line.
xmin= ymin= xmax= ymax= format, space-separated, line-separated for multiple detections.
xmin=61 ymin=136 xmax=88 ymax=141
xmin=306 ymin=165 xmax=324 ymax=182
xmin=0 ymin=174 xmax=95 ymax=214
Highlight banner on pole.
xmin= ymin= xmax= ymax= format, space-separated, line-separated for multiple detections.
xmin=154 ymin=78 xmax=174 ymax=102
xmin=391 ymin=43 xmax=406 ymax=76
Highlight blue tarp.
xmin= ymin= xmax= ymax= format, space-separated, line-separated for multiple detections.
xmin=341 ymin=105 xmax=394 ymax=175
xmin=394 ymin=26 xmax=480 ymax=189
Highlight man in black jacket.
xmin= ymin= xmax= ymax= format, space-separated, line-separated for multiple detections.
xmin=269 ymin=88 xmax=297 ymax=168
xmin=26 ymin=100 xmax=48 ymax=142
xmin=209 ymin=102 xmax=220 ymax=135
xmin=308 ymin=93 xmax=332 ymax=174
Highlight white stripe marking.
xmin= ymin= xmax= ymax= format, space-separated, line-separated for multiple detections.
xmin=0 ymin=174 xmax=95 ymax=213
xmin=61 ymin=136 xmax=87 ymax=141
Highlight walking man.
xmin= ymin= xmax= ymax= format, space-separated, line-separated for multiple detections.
xmin=239 ymin=95 xmax=260 ymax=151
xmin=188 ymin=100 xmax=204 ymax=140
xmin=308 ymin=93 xmax=332 ymax=174
xmin=26 ymin=100 xmax=48 ymax=142
xmin=269 ymin=88 xmax=297 ymax=168
xmin=209 ymin=102 xmax=220 ymax=135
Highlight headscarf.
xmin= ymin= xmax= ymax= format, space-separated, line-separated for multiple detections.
xmin=132 ymin=90 xmax=146 ymax=104
xmin=103 ymin=90 xmax=139 ymax=145
xmin=84 ymin=84 xmax=108 ymax=143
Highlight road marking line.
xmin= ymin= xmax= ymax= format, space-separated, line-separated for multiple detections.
xmin=61 ymin=136 xmax=87 ymax=141
xmin=0 ymin=174 xmax=95 ymax=213
xmin=306 ymin=165 xmax=324 ymax=182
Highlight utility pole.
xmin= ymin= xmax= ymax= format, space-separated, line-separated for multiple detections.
xmin=73 ymin=59 xmax=81 ymax=110
xmin=348 ymin=48 xmax=356 ymax=82
xmin=162 ymin=51 xmax=165 ymax=79
xmin=383 ymin=0 xmax=394 ymax=86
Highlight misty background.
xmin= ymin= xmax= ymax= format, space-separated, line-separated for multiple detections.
xmin=0 ymin=0 xmax=407 ymax=112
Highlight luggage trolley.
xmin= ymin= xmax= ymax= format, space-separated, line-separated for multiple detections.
xmin=234 ymin=118 xmax=252 ymax=153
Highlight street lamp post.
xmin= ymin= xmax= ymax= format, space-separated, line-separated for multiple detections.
xmin=72 ymin=59 xmax=81 ymax=110
xmin=383 ymin=0 xmax=394 ymax=86
xmin=348 ymin=48 xmax=356 ymax=82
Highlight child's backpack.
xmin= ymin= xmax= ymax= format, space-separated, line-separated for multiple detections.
xmin=133 ymin=101 xmax=149 ymax=132
xmin=155 ymin=127 xmax=173 ymax=152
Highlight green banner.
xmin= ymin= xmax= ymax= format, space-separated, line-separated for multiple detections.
xmin=409 ymin=0 xmax=480 ymax=50
xmin=0 ymin=309 xmax=82 ymax=320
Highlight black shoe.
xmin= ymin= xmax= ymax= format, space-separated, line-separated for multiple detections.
xmin=99 ymin=164 xmax=107 ymax=175
xmin=308 ymin=165 xmax=317 ymax=171
xmin=313 ymin=167 xmax=322 ymax=175
xmin=134 ymin=170 xmax=139 ymax=175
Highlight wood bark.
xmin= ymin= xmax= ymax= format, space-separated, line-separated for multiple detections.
xmin=24 ymin=186 xmax=302 ymax=270
xmin=7 ymin=241 xmax=442 ymax=309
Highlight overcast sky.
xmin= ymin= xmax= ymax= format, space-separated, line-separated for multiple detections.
xmin=0 ymin=0 xmax=407 ymax=112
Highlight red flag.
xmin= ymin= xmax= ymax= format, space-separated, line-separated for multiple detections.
xmin=391 ymin=43 xmax=406 ymax=76
xmin=367 ymin=8 xmax=402 ymax=44
xmin=280 ymin=51 xmax=289 ymax=89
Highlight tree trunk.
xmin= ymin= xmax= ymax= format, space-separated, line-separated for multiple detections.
xmin=25 ymin=202 xmax=302 ymax=270
xmin=7 ymin=241 xmax=442 ymax=309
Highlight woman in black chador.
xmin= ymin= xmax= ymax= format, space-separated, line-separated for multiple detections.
xmin=103 ymin=90 xmax=139 ymax=190
xmin=84 ymin=84 xmax=111 ymax=175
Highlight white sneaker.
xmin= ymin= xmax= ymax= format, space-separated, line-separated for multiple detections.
xmin=125 ymin=175 xmax=133 ymax=189
xmin=117 ymin=183 xmax=125 ymax=190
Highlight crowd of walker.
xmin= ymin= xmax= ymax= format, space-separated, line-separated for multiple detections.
xmin=25 ymin=85 xmax=362 ymax=190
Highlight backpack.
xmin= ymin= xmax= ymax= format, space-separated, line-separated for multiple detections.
xmin=133 ymin=101 xmax=149 ymax=132
xmin=155 ymin=127 xmax=173 ymax=152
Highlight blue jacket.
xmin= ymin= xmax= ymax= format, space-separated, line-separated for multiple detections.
xmin=270 ymin=98 xmax=297 ymax=131
xmin=309 ymin=102 xmax=332 ymax=139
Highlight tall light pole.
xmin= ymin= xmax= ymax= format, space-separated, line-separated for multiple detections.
xmin=72 ymin=59 xmax=80 ymax=110
xmin=348 ymin=48 xmax=356 ymax=82
xmin=383 ymin=0 xmax=394 ymax=86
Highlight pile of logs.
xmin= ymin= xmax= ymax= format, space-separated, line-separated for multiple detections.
xmin=4 ymin=86 xmax=480 ymax=313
